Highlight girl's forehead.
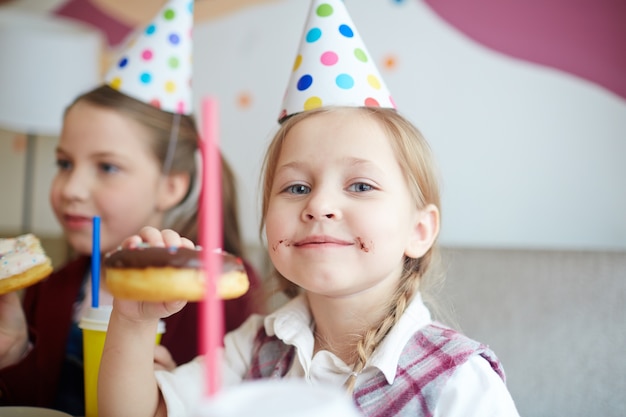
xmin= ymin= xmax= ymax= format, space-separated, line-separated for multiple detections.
xmin=63 ymin=102 xmax=155 ymax=154
xmin=281 ymin=113 xmax=393 ymax=159
xmin=274 ymin=121 xmax=405 ymax=183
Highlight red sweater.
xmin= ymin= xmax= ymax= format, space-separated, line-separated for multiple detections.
xmin=0 ymin=255 xmax=264 ymax=410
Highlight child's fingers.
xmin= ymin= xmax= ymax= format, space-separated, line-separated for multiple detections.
xmin=119 ymin=228 xmax=193 ymax=250
xmin=180 ymin=237 xmax=195 ymax=249
xmin=138 ymin=226 xmax=168 ymax=247
xmin=161 ymin=229 xmax=184 ymax=248
xmin=119 ymin=235 xmax=142 ymax=249
xmin=137 ymin=227 xmax=191 ymax=249
xmin=159 ymin=229 xmax=195 ymax=249
xmin=163 ymin=300 xmax=187 ymax=316
xmin=153 ymin=344 xmax=176 ymax=371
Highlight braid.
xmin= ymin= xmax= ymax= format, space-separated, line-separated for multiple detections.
xmin=344 ymin=264 xmax=420 ymax=393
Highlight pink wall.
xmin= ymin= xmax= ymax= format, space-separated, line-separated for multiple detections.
xmin=424 ymin=0 xmax=626 ymax=100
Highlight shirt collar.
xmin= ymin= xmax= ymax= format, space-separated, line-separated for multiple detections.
xmin=264 ymin=295 xmax=313 ymax=345
xmin=263 ymin=293 xmax=432 ymax=384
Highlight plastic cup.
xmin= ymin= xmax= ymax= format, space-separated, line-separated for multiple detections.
xmin=193 ymin=379 xmax=363 ymax=417
xmin=79 ymin=306 xmax=165 ymax=417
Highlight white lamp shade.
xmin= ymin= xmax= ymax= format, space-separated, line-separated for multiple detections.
xmin=0 ymin=10 xmax=102 ymax=135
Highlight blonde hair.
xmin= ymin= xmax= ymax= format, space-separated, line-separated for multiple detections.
xmin=259 ymin=107 xmax=442 ymax=392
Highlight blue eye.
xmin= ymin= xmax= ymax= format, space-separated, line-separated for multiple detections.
xmin=55 ymin=159 xmax=72 ymax=171
xmin=348 ymin=182 xmax=373 ymax=192
xmin=99 ymin=163 xmax=120 ymax=174
xmin=286 ymin=184 xmax=310 ymax=195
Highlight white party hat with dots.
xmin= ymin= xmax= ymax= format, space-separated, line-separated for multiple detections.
xmin=278 ymin=0 xmax=395 ymax=122
xmin=105 ymin=0 xmax=193 ymax=115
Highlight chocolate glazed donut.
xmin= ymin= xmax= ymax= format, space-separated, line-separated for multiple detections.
xmin=104 ymin=246 xmax=249 ymax=301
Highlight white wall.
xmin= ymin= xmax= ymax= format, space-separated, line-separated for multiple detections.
xmin=193 ymin=0 xmax=626 ymax=251
xmin=0 ymin=131 xmax=61 ymax=235
xmin=1 ymin=0 xmax=625 ymax=251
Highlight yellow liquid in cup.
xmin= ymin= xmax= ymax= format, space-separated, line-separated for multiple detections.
xmin=80 ymin=307 xmax=164 ymax=417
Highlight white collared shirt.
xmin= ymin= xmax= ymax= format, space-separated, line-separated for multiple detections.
xmin=156 ymin=294 xmax=520 ymax=416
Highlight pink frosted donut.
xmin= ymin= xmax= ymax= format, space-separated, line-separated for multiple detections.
xmin=0 ymin=234 xmax=53 ymax=294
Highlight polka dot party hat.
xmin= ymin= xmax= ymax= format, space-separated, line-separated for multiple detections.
xmin=104 ymin=0 xmax=193 ymax=115
xmin=278 ymin=0 xmax=395 ymax=122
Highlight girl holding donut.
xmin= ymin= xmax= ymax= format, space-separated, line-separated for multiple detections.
xmin=0 ymin=87 xmax=264 ymax=414
xmin=0 ymin=0 xmax=264 ymax=413
xmin=98 ymin=1 xmax=520 ymax=415
xmin=98 ymin=106 xmax=520 ymax=416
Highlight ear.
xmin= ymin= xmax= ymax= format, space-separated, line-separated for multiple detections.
xmin=156 ymin=172 xmax=191 ymax=212
xmin=404 ymin=204 xmax=440 ymax=259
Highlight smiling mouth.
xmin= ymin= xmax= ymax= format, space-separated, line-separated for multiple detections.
xmin=274 ymin=236 xmax=373 ymax=253
xmin=293 ymin=236 xmax=354 ymax=247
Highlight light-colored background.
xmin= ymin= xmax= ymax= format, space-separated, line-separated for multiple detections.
xmin=1 ymin=0 xmax=624 ymax=251
xmin=0 ymin=1 xmax=624 ymax=416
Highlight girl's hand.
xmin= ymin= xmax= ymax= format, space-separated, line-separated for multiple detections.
xmin=0 ymin=291 xmax=29 ymax=369
xmin=121 ymin=226 xmax=195 ymax=251
xmin=153 ymin=344 xmax=177 ymax=371
xmin=109 ymin=227 xmax=195 ymax=323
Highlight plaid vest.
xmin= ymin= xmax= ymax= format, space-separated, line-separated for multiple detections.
xmin=244 ymin=323 xmax=505 ymax=417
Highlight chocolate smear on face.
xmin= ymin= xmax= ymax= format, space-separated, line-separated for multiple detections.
xmin=355 ymin=237 xmax=373 ymax=252
xmin=272 ymin=239 xmax=292 ymax=252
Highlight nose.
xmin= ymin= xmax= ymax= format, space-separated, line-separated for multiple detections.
xmin=57 ymin=168 xmax=90 ymax=201
xmin=301 ymin=189 xmax=342 ymax=221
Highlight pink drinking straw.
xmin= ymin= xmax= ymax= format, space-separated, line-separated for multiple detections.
xmin=91 ymin=216 xmax=101 ymax=308
xmin=199 ymin=96 xmax=223 ymax=396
